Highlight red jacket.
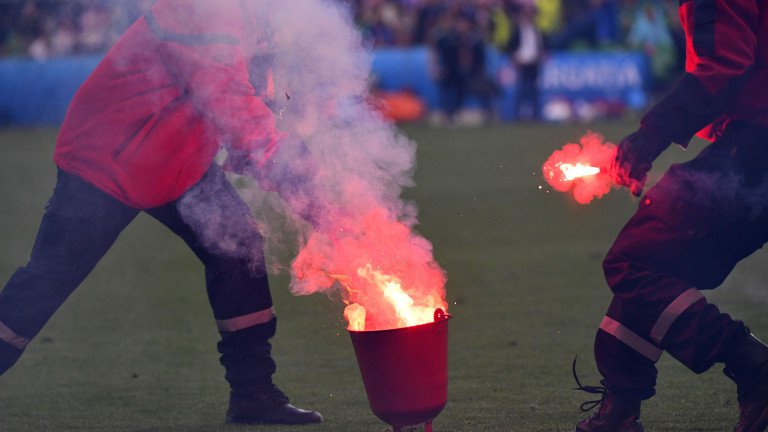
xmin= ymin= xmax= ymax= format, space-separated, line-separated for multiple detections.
xmin=643 ymin=0 xmax=768 ymax=143
xmin=54 ymin=0 xmax=279 ymax=208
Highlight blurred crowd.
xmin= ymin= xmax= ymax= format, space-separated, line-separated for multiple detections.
xmin=0 ymin=0 xmax=684 ymax=123
xmin=352 ymin=0 xmax=683 ymax=77
xmin=1 ymin=1 xmax=682 ymax=60
xmin=353 ymin=0 xmax=684 ymax=122
xmin=0 ymin=0 xmax=152 ymax=59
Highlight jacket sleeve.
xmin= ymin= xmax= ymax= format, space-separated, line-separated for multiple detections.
xmin=641 ymin=0 xmax=759 ymax=145
xmin=147 ymin=0 xmax=279 ymax=158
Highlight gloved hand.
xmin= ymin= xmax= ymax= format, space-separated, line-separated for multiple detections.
xmin=612 ymin=126 xmax=671 ymax=197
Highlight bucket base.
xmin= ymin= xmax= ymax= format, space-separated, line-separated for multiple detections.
xmin=392 ymin=421 xmax=432 ymax=432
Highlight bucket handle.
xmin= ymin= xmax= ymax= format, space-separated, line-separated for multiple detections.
xmin=434 ymin=308 xmax=451 ymax=322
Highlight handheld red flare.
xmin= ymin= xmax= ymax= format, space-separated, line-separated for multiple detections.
xmin=542 ymin=132 xmax=618 ymax=204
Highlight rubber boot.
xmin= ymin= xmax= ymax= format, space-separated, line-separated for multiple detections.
xmin=723 ymin=331 xmax=768 ymax=432
xmin=218 ymin=319 xmax=322 ymax=425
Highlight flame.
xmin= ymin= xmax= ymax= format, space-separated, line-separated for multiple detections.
xmin=542 ymin=132 xmax=617 ymax=204
xmin=354 ymin=264 xmax=439 ymax=329
xmin=291 ymin=207 xmax=447 ymax=332
xmin=344 ymin=303 xmax=366 ymax=331
xmin=558 ymin=163 xmax=600 ymax=181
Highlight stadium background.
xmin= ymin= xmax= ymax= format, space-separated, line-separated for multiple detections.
xmin=2 ymin=1 xmax=767 ymax=431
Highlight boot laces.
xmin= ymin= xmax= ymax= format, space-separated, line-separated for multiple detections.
xmin=256 ymin=383 xmax=290 ymax=406
xmin=572 ymin=356 xmax=609 ymax=412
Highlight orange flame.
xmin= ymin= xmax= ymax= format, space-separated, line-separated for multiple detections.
xmin=352 ymin=264 xmax=441 ymax=330
xmin=344 ymin=303 xmax=367 ymax=331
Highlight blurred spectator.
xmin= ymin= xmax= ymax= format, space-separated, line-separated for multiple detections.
xmin=626 ymin=1 xmax=675 ymax=86
xmin=661 ymin=0 xmax=685 ymax=76
xmin=433 ymin=8 xmax=497 ymax=124
xmin=489 ymin=2 xmax=512 ymax=51
xmin=413 ymin=0 xmax=446 ymax=44
xmin=50 ymin=16 xmax=78 ymax=57
xmin=507 ymin=1 xmax=545 ymax=121
xmin=78 ymin=1 xmax=112 ymax=53
xmin=0 ymin=0 xmax=149 ymax=58
xmin=534 ymin=0 xmax=561 ymax=43
xmin=550 ymin=0 xmax=620 ymax=49
xmin=10 ymin=2 xmax=45 ymax=57
xmin=0 ymin=3 xmax=12 ymax=56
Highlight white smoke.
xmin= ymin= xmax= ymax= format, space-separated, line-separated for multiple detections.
xmin=267 ymin=0 xmax=417 ymax=217
xmin=177 ymin=0 xmax=441 ymax=301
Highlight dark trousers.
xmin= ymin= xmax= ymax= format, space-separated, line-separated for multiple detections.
xmin=0 ymin=165 xmax=276 ymax=388
xmin=597 ymin=121 xmax=768 ymax=399
xmin=439 ymin=75 xmax=467 ymax=120
xmin=513 ymin=64 xmax=540 ymax=121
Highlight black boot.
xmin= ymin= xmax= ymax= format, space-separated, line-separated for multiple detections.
xmin=226 ymin=385 xmax=323 ymax=425
xmin=0 ymin=340 xmax=24 ymax=376
xmin=723 ymin=330 xmax=768 ymax=432
xmin=571 ymin=393 xmax=644 ymax=432
xmin=570 ymin=358 xmax=644 ymax=432
xmin=218 ymin=319 xmax=322 ymax=425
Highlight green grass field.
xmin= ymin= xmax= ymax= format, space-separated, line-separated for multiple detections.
xmin=1 ymin=123 xmax=767 ymax=431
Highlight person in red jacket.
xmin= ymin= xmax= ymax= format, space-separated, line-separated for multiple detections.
xmin=0 ymin=1 xmax=323 ymax=425
xmin=570 ymin=1 xmax=768 ymax=431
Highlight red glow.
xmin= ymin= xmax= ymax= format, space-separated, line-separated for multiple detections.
xmin=542 ymin=132 xmax=617 ymax=204
xmin=292 ymin=207 xmax=447 ymax=331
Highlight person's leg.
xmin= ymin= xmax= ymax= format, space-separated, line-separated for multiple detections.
xmin=574 ymin=122 xmax=768 ymax=431
xmin=145 ymin=165 xmax=321 ymax=424
xmin=527 ymin=64 xmax=541 ymax=120
xmin=440 ymin=78 xmax=461 ymax=122
xmin=514 ymin=65 xmax=537 ymax=121
xmin=0 ymin=170 xmax=138 ymax=374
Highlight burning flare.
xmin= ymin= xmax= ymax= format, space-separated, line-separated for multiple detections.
xmin=291 ymin=207 xmax=448 ymax=332
xmin=542 ymin=132 xmax=617 ymax=204
xmin=558 ymin=163 xmax=601 ymax=181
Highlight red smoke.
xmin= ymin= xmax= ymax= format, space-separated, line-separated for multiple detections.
xmin=291 ymin=207 xmax=447 ymax=331
xmin=542 ymin=132 xmax=618 ymax=204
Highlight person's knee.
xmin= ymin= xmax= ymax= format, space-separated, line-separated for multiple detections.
xmin=602 ymin=246 xmax=635 ymax=292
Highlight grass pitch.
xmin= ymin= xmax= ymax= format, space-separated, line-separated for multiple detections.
xmin=1 ymin=122 xmax=767 ymax=431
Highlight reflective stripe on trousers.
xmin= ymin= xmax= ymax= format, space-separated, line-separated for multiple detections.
xmin=0 ymin=321 xmax=30 ymax=350
xmin=216 ymin=307 xmax=276 ymax=332
xmin=599 ymin=288 xmax=705 ymax=362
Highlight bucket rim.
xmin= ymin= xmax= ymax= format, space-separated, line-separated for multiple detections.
xmin=347 ymin=308 xmax=451 ymax=335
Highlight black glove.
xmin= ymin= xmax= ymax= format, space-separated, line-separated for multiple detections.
xmin=612 ymin=126 xmax=671 ymax=197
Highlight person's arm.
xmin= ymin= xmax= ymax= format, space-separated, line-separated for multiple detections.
xmin=642 ymin=0 xmax=758 ymax=144
xmin=147 ymin=1 xmax=280 ymax=160
xmin=614 ymin=0 xmax=759 ymax=195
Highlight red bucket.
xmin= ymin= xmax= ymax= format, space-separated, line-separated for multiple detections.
xmin=348 ymin=309 xmax=451 ymax=431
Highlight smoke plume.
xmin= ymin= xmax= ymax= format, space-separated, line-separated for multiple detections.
xmin=178 ymin=0 xmax=447 ymax=329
